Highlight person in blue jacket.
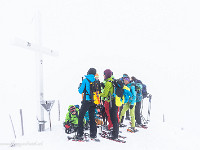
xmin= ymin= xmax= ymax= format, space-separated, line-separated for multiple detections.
xmin=131 ymin=76 xmax=143 ymax=126
xmin=119 ymin=77 xmax=138 ymax=132
xmin=76 ymin=68 xmax=97 ymax=140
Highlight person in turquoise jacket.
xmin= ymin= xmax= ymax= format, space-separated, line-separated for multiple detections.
xmin=76 ymin=68 xmax=97 ymax=140
xmin=131 ymin=76 xmax=143 ymax=126
xmin=119 ymin=77 xmax=138 ymax=132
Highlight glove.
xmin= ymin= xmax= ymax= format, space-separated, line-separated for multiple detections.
xmin=65 ymin=124 xmax=71 ymax=129
xmin=65 ymin=123 xmax=72 ymax=134
xmin=130 ymin=105 xmax=134 ymax=109
xmin=78 ymin=83 xmax=82 ymax=89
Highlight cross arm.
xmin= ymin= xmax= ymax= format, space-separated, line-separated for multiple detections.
xmin=11 ymin=37 xmax=59 ymax=57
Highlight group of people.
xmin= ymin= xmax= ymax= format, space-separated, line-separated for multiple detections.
xmin=64 ymin=68 xmax=148 ymax=140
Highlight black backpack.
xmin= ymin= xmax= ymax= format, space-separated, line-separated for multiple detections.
xmin=142 ymin=84 xmax=148 ymax=98
xmin=111 ymin=79 xmax=124 ymax=98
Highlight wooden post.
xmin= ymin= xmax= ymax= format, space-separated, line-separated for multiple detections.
xmin=58 ymin=100 xmax=60 ymax=121
xmin=20 ymin=109 xmax=24 ymax=136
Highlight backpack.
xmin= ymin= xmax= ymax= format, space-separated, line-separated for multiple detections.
xmin=86 ymin=78 xmax=100 ymax=105
xmin=108 ymin=79 xmax=124 ymax=107
xmin=142 ymin=84 xmax=148 ymax=98
xmin=135 ymin=80 xmax=148 ymax=98
xmin=135 ymin=83 xmax=142 ymax=93
xmin=112 ymin=79 xmax=124 ymax=98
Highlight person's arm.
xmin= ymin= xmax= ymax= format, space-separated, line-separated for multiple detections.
xmin=130 ymin=86 xmax=136 ymax=105
xmin=100 ymin=81 xmax=112 ymax=97
xmin=65 ymin=112 xmax=70 ymax=123
xmin=78 ymin=79 xmax=87 ymax=94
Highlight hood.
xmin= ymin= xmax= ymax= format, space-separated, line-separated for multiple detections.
xmin=85 ymin=74 xmax=95 ymax=82
xmin=105 ymin=77 xmax=114 ymax=82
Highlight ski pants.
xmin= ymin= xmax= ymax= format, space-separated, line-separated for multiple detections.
xmin=135 ymin=101 xmax=142 ymax=125
xmin=77 ymin=100 xmax=97 ymax=137
xmin=109 ymin=100 xmax=119 ymax=138
xmin=119 ymin=104 xmax=130 ymax=120
xmin=104 ymin=101 xmax=112 ymax=129
xmin=120 ymin=103 xmax=136 ymax=127
xmin=104 ymin=101 xmax=119 ymax=130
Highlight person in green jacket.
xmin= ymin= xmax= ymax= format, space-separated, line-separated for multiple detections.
xmin=64 ymin=105 xmax=86 ymax=134
xmin=100 ymin=69 xmax=119 ymax=140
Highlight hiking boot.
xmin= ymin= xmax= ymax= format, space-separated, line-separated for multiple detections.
xmin=108 ymin=135 xmax=118 ymax=140
xmin=90 ymin=134 xmax=97 ymax=139
xmin=136 ymin=123 xmax=146 ymax=127
xmin=119 ymin=124 xmax=127 ymax=127
xmin=74 ymin=135 xmax=84 ymax=140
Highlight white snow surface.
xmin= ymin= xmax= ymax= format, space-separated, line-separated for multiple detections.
xmin=1 ymin=0 xmax=200 ymax=149
xmin=1 ymin=120 xmax=200 ymax=150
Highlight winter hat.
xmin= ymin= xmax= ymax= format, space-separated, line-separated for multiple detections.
xmin=104 ymin=69 xmax=112 ymax=79
xmin=95 ymin=73 xmax=99 ymax=78
xmin=124 ymin=77 xmax=130 ymax=82
xmin=123 ymin=74 xmax=129 ymax=78
xmin=87 ymin=68 xmax=96 ymax=75
xmin=131 ymin=76 xmax=137 ymax=82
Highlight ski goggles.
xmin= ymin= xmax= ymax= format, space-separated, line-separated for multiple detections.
xmin=123 ymin=77 xmax=130 ymax=82
xmin=70 ymin=106 xmax=76 ymax=112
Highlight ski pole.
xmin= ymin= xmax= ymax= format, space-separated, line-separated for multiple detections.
xmin=81 ymin=77 xmax=83 ymax=100
xmin=147 ymin=94 xmax=152 ymax=121
xmin=58 ymin=100 xmax=60 ymax=121
xmin=9 ymin=114 xmax=16 ymax=139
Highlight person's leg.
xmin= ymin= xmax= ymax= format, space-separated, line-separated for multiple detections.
xmin=119 ymin=104 xmax=124 ymax=117
xmin=109 ymin=100 xmax=119 ymax=139
xmin=104 ymin=101 xmax=113 ymax=129
xmin=135 ymin=101 xmax=142 ymax=125
xmin=88 ymin=103 xmax=97 ymax=138
xmin=77 ymin=101 xmax=90 ymax=137
xmin=130 ymin=103 xmax=136 ymax=127
xmin=125 ymin=109 xmax=130 ymax=120
xmin=117 ymin=107 xmax=120 ymax=123
xmin=119 ymin=103 xmax=129 ymax=123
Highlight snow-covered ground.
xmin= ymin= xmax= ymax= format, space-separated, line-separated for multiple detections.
xmin=1 ymin=119 xmax=200 ymax=150
xmin=1 ymin=0 xmax=200 ymax=149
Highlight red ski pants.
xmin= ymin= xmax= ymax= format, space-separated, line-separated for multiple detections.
xmin=104 ymin=101 xmax=119 ymax=130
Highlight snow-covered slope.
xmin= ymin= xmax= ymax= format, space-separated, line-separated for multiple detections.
xmin=2 ymin=119 xmax=200 ymax=150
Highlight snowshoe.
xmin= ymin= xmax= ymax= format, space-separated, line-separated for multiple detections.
xmin=136 ymin=123 xmax=148 ymax=129
xmin=127 ymin=127 xmax=139 ymax=133
xmin=90 ymin=136 xmax=100 ymax=142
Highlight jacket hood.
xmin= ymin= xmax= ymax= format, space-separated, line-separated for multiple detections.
xmin=85 ymin=74 xmax=95 ymax=82
xmin=105 ymin=77 xmax=114 ymax=82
